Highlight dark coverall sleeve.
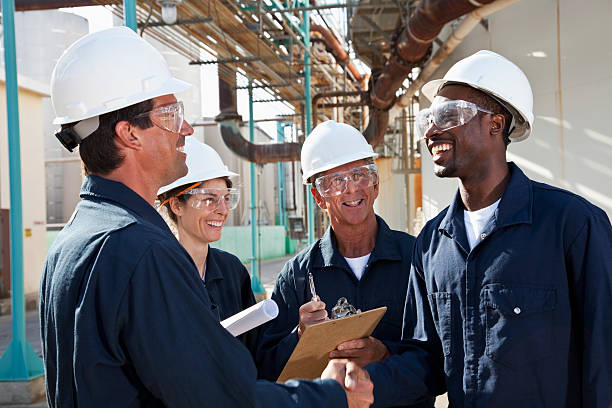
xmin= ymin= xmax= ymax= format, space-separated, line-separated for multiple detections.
xmin=118 ymin=243 xmax=346 ymax=407
xmin=565 ymin=206 xmax=612 ymax=407
xmin=365 ymin=238 xmax=446 ymax=407
xmin=255 ymin=261 xmax=302 ymax=381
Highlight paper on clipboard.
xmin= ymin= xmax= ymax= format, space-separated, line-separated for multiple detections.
xmin=277 ymin=306 xmax=386 ymax=382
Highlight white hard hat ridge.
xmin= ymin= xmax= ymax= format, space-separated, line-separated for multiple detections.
xmin=421 ymin=50 xmax=534 ymax=142
xmin=300 ymin=120 xmax=377 ymax=184
xmin=157 ymin=137 xmax=238 ymax=196
xmin=51 ymin=26 xmax=191 ymax=125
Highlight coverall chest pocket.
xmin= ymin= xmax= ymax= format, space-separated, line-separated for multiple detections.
xmin=483 ymin=285 xmax=556 ymax=369
xmin=427 ymin=292 xmax=452 ymax=356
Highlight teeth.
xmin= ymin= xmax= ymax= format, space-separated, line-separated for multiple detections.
xmin=207 ymin=221 xmax=223 ymax=227
xmin=345 ymin=200 xmax=362 ymax=206
xmin=177 ymin=145 xmax=184 ymax=153
xmin=432 ymin=143 xmax=452 ymax=155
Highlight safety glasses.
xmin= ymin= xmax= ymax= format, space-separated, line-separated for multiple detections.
xmin=134 ymin=101 xmax=185 ymax=134
xmin=183 ymin=187 xmax=240 ymax=211
xmin=314 ymin=164 xmax=378 ymax=198
xmin=415 ymin=99 xmax=493 ymax=139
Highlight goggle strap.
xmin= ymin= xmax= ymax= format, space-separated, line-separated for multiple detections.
xmin=159 ymin=182 xmax=202 ymax=207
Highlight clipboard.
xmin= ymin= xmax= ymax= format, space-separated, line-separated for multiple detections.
xmin=277 ymin=306 xmax=387 ymax=382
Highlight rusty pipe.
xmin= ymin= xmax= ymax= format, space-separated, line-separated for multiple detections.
xmin=365 ymin=0 xmax=497 ymax=146
xmin=15 ymin=0 xmax=116 ymax=10
xmin=311 ymin=24 xmax=363 ymax=83
xmin=370 ymin=0 xmax=497 ymax=110
xmin=216 ymin=75 xmax=301 ymax=164
xmin=396 ymin=0 xmax=520 ymax=108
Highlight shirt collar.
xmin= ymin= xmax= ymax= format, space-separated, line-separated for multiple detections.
xmin=316 ymin=215 xmax=402 ymax=268
xmin=439 ymin=162 xmax=533 ymax=238
xmin=80 ymin=175 xmax=170 ymax=232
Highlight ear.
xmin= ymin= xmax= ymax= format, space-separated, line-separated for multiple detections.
xmin=310 ymin=187 xmax=327 ymax=210
xmin=114 ymin=120 xmax=144 ymax=151
xmin=489 ymin=113 xmax=506 ymax=138
xmin=168 ymin=196 xmax=184 ymax=217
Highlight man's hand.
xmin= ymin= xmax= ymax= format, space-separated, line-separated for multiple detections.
xmin=297 ymin=297 xmax=327 ymax=338
xmin=329 ymin=336 xmax=390 ymax=367
xmin=322 ymin=359 xmax=374 ymax=408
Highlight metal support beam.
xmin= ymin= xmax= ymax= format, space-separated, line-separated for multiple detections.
xmin=301 ymin=0 xmax=315 ymax=245
xmin=248 ymin=82 xmax=265 ymax=296
xmin=123 ymin=0 xmax=137 ymax=31
xmin=138 ymin=17 xmax=213 ymax=28
xmin=0 ymin=0 xmax=44 ymax=381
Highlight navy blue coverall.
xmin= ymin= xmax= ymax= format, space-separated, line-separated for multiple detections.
xmin=256 ymin=216 xmax=434 ymax=408
xmin=40 ymin=175 xmax=346 ymax=408
xmin=204 ymin=247 xmax=258 ymax=355
xmin=366 ymin=163 xmax=612 ymax=408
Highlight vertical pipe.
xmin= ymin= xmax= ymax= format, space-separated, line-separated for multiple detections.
xmin=248 ymin=82 xmax=265 ymax=295
xmin=302 ymin=0 xmax=315 ymax=245
xmin=123 ymin=0 xmax=138 ymax=31
xmin=0 ymin=0 xmax=44 ymax=380
xmin=276 ymin=122 xmax=286 ymax=227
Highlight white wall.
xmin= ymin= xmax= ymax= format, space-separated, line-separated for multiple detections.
xmin=420 ymin=0 xmax=612 ymax=221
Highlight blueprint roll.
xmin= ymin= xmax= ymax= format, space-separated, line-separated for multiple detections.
xmin=221 ymin=299 xmax=279 ymax=337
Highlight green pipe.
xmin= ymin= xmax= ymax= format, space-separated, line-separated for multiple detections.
xmin=248 ymin=82 xmax=265 ymax=295
xmin=123 ymin=0 xmax=138 ymax=31
xmin=0 ymin=0 xmax=44 ymax=381
xmin=301 ymin=1 xmax=315 ymax=245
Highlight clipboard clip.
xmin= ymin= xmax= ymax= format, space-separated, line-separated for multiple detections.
xmin=330 ymin=297 xmax=362 ymax=319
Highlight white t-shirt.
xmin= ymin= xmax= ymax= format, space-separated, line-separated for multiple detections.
xmin=463 ymin=198 xmax=501 ymax=250
xmin=344 ymin=253 xmax=371 ymax=280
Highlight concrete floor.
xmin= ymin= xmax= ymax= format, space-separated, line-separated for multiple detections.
xmin=0 ymin=255 xmax=447 ymax=407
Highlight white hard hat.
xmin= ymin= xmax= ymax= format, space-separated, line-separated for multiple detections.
xmin=51 ymin=26 xmax=190 ymax=126
xmin=421 ymin=50 xmax=534 ymax=142
xmin=157 ymin=137 xmax=238 ymax=196
xmin=301 ymin=120 xmax=377 ymax=184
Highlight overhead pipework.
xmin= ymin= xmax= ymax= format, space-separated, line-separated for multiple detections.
xmin=311 ymin=24 xmax=363 ymax=83
xmin=364 ymin=0 xmax=499 ymax=147
xmin=215 ymin=72 xmax=301 ymax=164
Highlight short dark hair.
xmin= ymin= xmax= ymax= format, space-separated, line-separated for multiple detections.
xmin=464 ymin=87 xmax=513 ymax=147
xmin=158 ymin=177 xmax=233 ymax=224
xmin=62 ymin=99 xmax=155 ymax=175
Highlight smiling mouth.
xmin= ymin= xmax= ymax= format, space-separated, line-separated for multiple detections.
xmin=343 ymin=199 xmax=363 ymax=207
xmin=207 ymin=221 xmax=223 ymax=227
xmin=176 ymin=145 xmax=185 ymax=153
xmin=431 ymin=143 xmax=452 ymax=156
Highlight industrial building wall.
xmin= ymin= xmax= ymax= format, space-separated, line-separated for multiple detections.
xmin=0 ymin=83 xmax=47 ymax=294
xmin=420 ymin=0 xmax=612 ymax=222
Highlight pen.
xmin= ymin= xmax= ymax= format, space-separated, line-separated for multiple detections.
xmin=308 ymin=272 xmax=317 ymax=301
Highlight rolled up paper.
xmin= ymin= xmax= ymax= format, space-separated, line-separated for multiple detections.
xmin=221 ymin=299 xmax=279 ymax=337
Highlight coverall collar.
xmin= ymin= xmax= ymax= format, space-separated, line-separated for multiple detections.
xmin=80 ymin=175 xmax=171 ymax=233
xmin=438 ymin=161 xmax=533 ymax=251
xmin=205 ymin=247 xmax=225 ymax=283
xmin=317 ymin=214 xmax=402 ymax=269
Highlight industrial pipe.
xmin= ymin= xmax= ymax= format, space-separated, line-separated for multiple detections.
xmin=396 ymin=0 xmax=520 ymax=108
xmin=216 ymin=75 xmax=302 ymax=164
xmin=364 ymin=0 xmax=501 ymax=147
xmin=311 ymin=24 xmax=363 ymax=83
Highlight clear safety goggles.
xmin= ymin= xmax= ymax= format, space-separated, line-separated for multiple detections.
xmin=134 ymin=101 xmax=185 ymax=134
xmin=415 ymin=99 xmax=493 ymax=139
xmin=314 ymin=164 xmax=378 ymax=198
xmin=182 ymin=187 xmax=240 ymax=211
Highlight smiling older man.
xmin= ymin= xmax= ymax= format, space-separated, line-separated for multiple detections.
xmin=257 ymin=120 xmax=434 ymax=408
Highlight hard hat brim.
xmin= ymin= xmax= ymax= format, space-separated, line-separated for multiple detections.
xmin=53 ymin=77 xmax=191 ymax=125
xmin=420 ymin=78 xmax=531 ymax=142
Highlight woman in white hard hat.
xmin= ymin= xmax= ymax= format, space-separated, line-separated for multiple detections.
xmin=157 ymin=137 xmax=258 ymax=355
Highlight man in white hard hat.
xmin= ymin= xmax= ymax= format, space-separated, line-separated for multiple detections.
xmin=256 ymin=121 xmax=434 ymax=408
xmin=40 ymin=27 xmax=373 ymax=408
xmin=331 ymin=51 xmax=612 ymax=407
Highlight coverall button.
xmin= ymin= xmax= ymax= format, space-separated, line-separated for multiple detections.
xmin=514 ymin=307 xmax=521 ymax=314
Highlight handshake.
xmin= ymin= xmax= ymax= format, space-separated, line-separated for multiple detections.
xmin=321 ymin=359 xmax=374 ymax=408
